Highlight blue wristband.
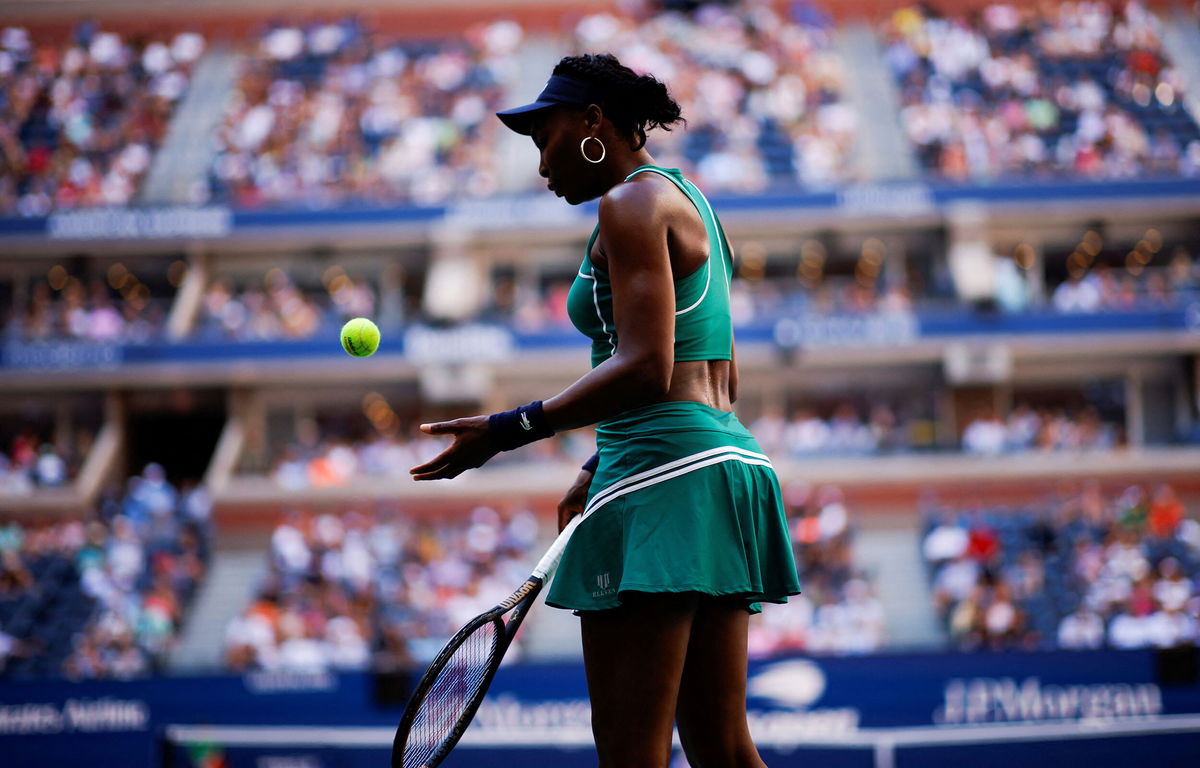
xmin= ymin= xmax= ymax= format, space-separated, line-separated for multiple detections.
xmin=487 ymin=400 xmax=554 ymax=451
xmin=582 ymin=452 xmax=599 ymax=473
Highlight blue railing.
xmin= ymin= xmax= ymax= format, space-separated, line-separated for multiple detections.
xmin=1 ymin=650 xmax=1199 ymax=768
xmin=3 ymin=178 xmax=1199 ymax=242
xmin=2 ymin=303 xmax=1197 ymax=373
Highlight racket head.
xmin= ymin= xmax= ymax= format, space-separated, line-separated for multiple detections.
xmin=391 ymin=612 xmax=506 ymax=768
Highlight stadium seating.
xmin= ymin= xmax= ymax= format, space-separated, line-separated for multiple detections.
xmin=4 ymin=2 xmax=1200 ymax=219
xmin=750 ymin=484 xmax=886 ymax=656
xmin=1 ymin=0 xmax=1198 ymax=682
xmin=922 ymin=482 xmax=1200 ymax=652
xmin=224 ymin=504 xmax=540 ymax=671
xmin=567 ymin=1 xmax=858 ymax=190
xmin=223 ymin=479 xmax=884 ymax=670
xmin=202 ymin=3 xmax=860 ymax=207
xmin=0 ymin=466 xmax=211 ymax=679
xmin=0 ymin=436 xmax=69 ymax=494
xmin=0 ymin=412 xmax=101 ymax=496
xmin=3 ymin=267 xmax=171 ymax=343
xmin=206 ymin=18 xmax=518 ymax=208
xmin=197 ymin=272 xmax=339 ymax=342
xmin=884 ymin=1 xmax=1200 ymax=180
xmin=0 ymin=24 xmax=204 ymax=216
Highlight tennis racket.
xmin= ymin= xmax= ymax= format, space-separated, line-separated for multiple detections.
xmin=390 ymin=514 xmax=583 ymax=768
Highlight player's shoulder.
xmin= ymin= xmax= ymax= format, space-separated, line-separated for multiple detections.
xmin=598 ymin=171 xmax=678 ymax=227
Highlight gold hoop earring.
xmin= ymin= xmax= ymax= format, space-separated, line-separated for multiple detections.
xmin=580 ymin=136 xmax=606 ymax=164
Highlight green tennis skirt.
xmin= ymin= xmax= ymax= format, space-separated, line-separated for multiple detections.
xmin=546 ymin=401 xmax=801 ymax=614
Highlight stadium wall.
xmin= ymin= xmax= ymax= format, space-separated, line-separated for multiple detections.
xmin=1 ymin=648 xmax=1198 ymax=768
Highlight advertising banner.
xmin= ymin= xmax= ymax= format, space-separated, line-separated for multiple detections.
xmin=2 ymin=649 xmax=1199 ymax=767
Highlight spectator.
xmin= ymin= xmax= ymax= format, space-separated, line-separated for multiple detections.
xmin=0 ymin=421 xmax=98 ymax=495
xmin=961 ymin=403 xmax=1121 ymax=455
xmin=253 ymin=418 xmax=591 ymax=490
xmin=570 ymin=2 xmax=857 ymax=192
xmin=208 ymin=18 xmax=518 ymax=208
xmin=1057 ymin=604 xmax=1105 ymax=649
xmin=749 ymin=483 xmax=885 ymax=656
xmin=0 ymin=470 xmax=209 ymax=680
xmin=1052 ymin=270 xmax=1103 ymax=313
xmin=923 ymin=482 xmax=1199 ymax=652
xmin=0 ymin=24 xmax=204 ymax=216
xmin=4 ymin=271 xmax=168 ymax=343
xmin=924 ymin=514 xmax=969 ymax=569
xmin=962 ymin=409 xmax=1007 ymax=455
xmin=227 ymin=503 xmax=541 ymax=672
xmin=885 ymin=2 xmax=1199 ymax=181
xmin=1149 ymin=484 xmax=1186 ymax=539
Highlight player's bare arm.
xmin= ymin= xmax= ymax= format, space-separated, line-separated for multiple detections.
xmin=412 ymin=180 xmax=678 ymax=480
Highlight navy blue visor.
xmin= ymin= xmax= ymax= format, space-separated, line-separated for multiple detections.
xmin=496 ymin=75 xmax=598 ymax=135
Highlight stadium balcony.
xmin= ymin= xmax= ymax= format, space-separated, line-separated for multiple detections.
xmin=0 ymin=4 xmax=1198 ymax=511
xmin=0 ymin=2 xmax=1199 ymax=232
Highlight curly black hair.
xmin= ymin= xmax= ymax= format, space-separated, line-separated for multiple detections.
xmin=552 ymin=53 xmax=684 ymax=150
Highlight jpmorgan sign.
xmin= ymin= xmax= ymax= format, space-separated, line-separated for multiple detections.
xmin=934 ymin=676 xmax=1163 ymax=725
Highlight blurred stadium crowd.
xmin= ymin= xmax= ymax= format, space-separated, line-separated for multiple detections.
xmin=1 ymin=464 xmax=210 ymax=678
xmin=3 ymin=240 xmax=1196 ymax=345
xmin=567 ymin=1 xmax=857 ymax=190
xmin=5 ymin=468 xmax=1198 ymax=678
xmin=0 ymin=24 xmax=205 ymax=216
xmin=885 ymin=1 xmax=1200 ymax=180
xmin=207 ymin=18 xmax=518 ymax=208
xmin=749 ymin=484 xmax=886 ymax=656
xmin=1 ymin=0 xmax=1199 ymax=684
xmin=219 ymin=481 xmax=885 ymax=673
xmin=224 ymin=504 xmax=541 ymax=672
xmin=249 ymin=423 xmax=593 ymax=491
xmin=0 ymin=431 xmax=77 ymax=494
xmin=3 ymin=1 xmax=1200 ymax=217
xmin=9 ymin=453 xmax=1193 ymax=677
xmin=750 ymin=398 xmax=1124 ymax=456
xmin=923 ymin=481 xmax=1200 ymax=651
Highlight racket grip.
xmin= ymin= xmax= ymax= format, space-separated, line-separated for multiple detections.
xmin=531 ymin=513 xmax=583 ymax=580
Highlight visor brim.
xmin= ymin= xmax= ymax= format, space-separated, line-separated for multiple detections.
xmin=495 ymin=101 xmax=557 ymax=135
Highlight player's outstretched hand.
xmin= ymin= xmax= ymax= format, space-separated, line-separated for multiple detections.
xmin=557 ymin=467 xmax=593 ymax=532
xmin=410 ymin=416 xmax=498 ymax=480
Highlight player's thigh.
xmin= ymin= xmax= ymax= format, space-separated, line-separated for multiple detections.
xmin=675 ymin=597 xmax=765 ymax=768
xmin=580 ymin=591 xmax=698 ymax=768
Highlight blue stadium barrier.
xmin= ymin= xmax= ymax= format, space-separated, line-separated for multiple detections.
xmin=3 ymin=303 xmax=1197 ymax=374
xmin=3 ymin=178 xmax=1199 ymax=242
xmin=1 ymin=649 xmax=1198 ymax=767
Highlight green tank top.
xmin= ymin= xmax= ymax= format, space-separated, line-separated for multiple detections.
xmin=566 ymin=165 xmax=734 ymax=369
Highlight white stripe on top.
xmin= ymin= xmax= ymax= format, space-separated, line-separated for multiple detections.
xmin=682 ymin=177 xmax=732 ymax=286
xmin=578 ymin=268 xmax=616 ymax=357
xmin=582 ymin=445 xmax=773 ymax=519
xmin=625 ymin=167 xmax=713 ymax=317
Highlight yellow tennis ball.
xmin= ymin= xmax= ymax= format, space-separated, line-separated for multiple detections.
xmin=341 ymin=317 xmax=380 ymax=357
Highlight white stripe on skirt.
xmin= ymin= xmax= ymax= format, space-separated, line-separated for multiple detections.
xmin=582 ymin=447 xmax=774 ymax=520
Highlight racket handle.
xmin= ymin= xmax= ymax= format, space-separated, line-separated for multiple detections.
xmin=531 ymin=513 xmax=583 ymax=580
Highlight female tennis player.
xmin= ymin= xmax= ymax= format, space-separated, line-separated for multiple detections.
xmin=411 ymin=53 xmax=800 ymax=768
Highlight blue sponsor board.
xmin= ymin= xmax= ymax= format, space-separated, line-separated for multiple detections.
xmin=2 ymin=303 xmax=1198 ymax=374
xmin=3 ymin=178 xmax=1200 ymax=242
xmin=1 ymin=650 xmax=1198 ymax=767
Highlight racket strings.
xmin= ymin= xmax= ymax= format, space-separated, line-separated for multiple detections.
xmin=403 ymin=618 xmax=502 ymax=768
